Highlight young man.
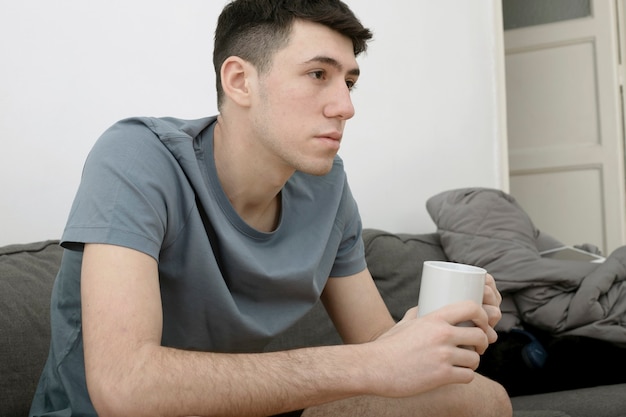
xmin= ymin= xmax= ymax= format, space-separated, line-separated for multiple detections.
xmin=30 ymin=1 xmax=512 ymax=416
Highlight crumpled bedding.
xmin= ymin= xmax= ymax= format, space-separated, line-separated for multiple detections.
xmin=426 ymin=187 xmax=626 ymax=346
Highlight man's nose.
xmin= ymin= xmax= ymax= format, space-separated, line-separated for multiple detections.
xmin=324 ymin=83 xmax=355 ymax=120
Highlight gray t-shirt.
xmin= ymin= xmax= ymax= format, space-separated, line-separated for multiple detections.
xmin=30 ymin=116 xmax=366 ymax=416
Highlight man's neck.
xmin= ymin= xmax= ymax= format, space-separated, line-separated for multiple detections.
xmin=212 ymin=115 xmax=291 ymax=232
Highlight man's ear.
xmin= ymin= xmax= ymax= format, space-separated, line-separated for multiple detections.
xmin=220 ymin=57 xmax=255 ymax=107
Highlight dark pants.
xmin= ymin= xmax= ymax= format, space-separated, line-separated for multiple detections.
xmin=273 ymin=411 xmax=304 ymax=417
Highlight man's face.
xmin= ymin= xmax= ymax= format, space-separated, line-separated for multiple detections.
xmin=249 ymin=19 xmax=360 ymax=176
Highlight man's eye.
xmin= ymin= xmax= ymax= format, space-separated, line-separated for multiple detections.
xmin=346 ymin=80 xmax=357 ymax=91
xmin=309 ymin=70 xmax=325 ymax=80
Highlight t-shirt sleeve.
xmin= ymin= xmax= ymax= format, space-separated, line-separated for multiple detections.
xmin=329 ymin=178 xmax=367 ymax=277
xmin=61 ymin=119 xmax=186 ymax=260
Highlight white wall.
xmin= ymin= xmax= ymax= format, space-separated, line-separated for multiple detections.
xmin=0 ymin=1 xmax=508 ymax=246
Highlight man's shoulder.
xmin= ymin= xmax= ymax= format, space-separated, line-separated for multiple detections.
xmin=92 ymin=115 xmax=217 ymax=160
xmin=110 ymin=115 xmax=217 ymax=140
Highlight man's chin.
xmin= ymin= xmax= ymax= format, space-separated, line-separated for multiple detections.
xmin=298 ymin=162 xmax=334 ymax=177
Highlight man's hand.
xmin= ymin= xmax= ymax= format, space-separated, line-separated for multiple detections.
xmin=307 ymin=269 xmax=512 ymax=417
xmin=482 ymin=273 xmax=503 ymax=343
xmin=361 ymin=272 xmax=505 ymax=400
xmin=322 ymin=268 xmax=505 ymax=401
xmin=364 ymin=301 xmax=490 ymax=398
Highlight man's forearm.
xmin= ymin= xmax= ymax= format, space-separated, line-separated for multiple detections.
xmin=88 ymin=342 xmax=373 ymax=417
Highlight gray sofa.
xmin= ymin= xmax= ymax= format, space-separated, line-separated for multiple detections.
xmin=2 ymin=230 xmax=625 ymax=417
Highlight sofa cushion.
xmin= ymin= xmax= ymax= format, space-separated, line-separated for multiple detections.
xmin=511 ymin=383 xmax=626 ymax=417
xmin=0 ymin=240 xmax=62 ymax=417
xmin=362 ymin=229 xmax=447 ymax=321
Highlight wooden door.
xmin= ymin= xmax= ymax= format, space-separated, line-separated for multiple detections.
xmin=504 ymin=0 xmax=626 ymax=254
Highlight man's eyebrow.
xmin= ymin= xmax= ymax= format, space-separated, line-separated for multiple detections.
xmin=304 ymin=55 xmax=360 ymax=76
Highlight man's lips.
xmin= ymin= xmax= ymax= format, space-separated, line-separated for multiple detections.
xmin=316 ymin=132 xmax=343 ymax=142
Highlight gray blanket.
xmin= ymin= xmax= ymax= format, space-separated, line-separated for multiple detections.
xmin=426 ymin=187 xmax=626 ymax=346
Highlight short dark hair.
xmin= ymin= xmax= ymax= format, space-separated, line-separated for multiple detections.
xmin=213 ymin=0 xmax=373 ymax=109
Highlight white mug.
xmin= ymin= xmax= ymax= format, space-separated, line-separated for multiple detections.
xmin=417 ymin=261 xmax=486 ymax=325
